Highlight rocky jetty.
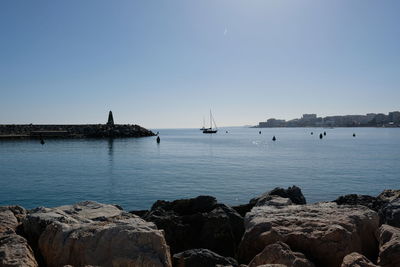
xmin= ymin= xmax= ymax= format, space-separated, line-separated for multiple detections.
xmin=0 ymin=187 xmax=399 ymax=267
xmin=0 ymin=124 xmax=155 ymax=139
xmin=0 ymin=111 xmax=155 ymax=139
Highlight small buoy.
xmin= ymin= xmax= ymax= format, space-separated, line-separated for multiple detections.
xmin=311 ymin=132 xmax=313 ymax=135
xmin=226 ymin=131 xmax=228 ymax=133
xmin=156 ymin=136 xmax=160 ymax=143
xmin=40 ymin=139 xmax=45 ymax=145
xmin=319 ymin=133 xmax=323 ymax=139
xmin=353 ymin=133 xmax=356 ymax=137
xmin=272 ymin=136 xmax=276 ymax=141
xmin=323 ymin=131 xmax=326 ymax=136
xmin=259 ymin=131 xmax=261 ymax=134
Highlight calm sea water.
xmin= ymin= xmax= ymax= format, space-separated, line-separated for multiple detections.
xmin=0 ymin=127 xmax=399 ymax=210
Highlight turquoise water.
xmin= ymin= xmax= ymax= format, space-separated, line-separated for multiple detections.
xmin=0 ymin=127 xmax=399 ymax=210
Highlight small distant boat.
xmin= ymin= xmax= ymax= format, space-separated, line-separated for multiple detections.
xmin=200 ymin=117 xmax=207 ymax=131
xmin=203 ymin=110 xmax=218 ymax=134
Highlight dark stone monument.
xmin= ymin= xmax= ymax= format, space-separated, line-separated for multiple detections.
xmin=107 ymin=111 xmax=114 ymax=126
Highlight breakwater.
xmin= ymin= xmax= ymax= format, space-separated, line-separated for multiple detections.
xmin=0 ymin=124 xmax=155 ymax=139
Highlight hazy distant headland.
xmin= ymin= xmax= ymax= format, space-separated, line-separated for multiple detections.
xmin=0 ymin=111 xmax=155 ymax=139
xmin=255 ymin=111 xmax=400 ymax=128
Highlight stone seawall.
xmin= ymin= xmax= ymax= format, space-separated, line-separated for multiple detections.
xmin=0 ymin=124 xmax=155 ymax=139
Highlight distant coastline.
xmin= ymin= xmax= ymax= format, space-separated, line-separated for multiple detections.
xmin=254 ymin=111 xmax=400 ymax=128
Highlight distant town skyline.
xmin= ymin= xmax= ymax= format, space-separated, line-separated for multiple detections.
xmin=257 ymin=111 xmax=400 ymax=128
xmin=1 ymin=1 xmax=400 ymax=128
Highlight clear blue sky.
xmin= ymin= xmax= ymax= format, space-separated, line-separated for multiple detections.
xmin=1 ymin=0 xmax=399 ymax=128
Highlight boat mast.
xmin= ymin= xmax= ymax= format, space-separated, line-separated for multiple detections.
xmin=210 ymin=110 xmax=212 ymax=130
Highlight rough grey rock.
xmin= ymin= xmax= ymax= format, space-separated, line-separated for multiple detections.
xmin=173 ymin=248 xmax=238 ymax=267
xmin=341 ymin=252 xmax=378 ymax=267
xmin=23 ymin=201 xmax=172 ymax=267
xmin=377 ymin=224 xmax=400 ymax=267
xmin=0 ymin=210 xmax=18 ymax=234
xmin=250 ymin=186 xmax=306 ymax=206
xmin=151 ymin=196 xmax=218 ymax=215
xmin=0 ymin=231 xmax=38 ymax=267
xmin=379 ymin=199 xmax=400 ymax=228
xmin=238 ymin=203 xmax=379 ymax=267
xmin=255 ymin=196 xmax=293 ymax=207
xmin=378 ymin=190 xmax=400 ymax=227
xmin=334 ymin=194 xmax=384 ymax=212
xmin=0 ymin=206 xmax=26 ymax=234
xmin=231 ymin=204 xmax=253 ymax=218
xmin=377 ymin=190 xmax=400 ymax=203
xmin=233 ymin=186 xmax=305 ymax=218
xmin=334 ymin=190 xmax=400 ymax=227
xmin=144 ymin=196 xmax=244 ymax=258
xmin=248 ymin=241 xmax=314 ymax=267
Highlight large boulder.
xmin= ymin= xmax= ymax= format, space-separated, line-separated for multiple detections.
xmin=172 ymin=249 xmax=238 ymax=267
xmin=238 ymin=203 xmax=379 ymax=267
xmin=341 ymin=252 xmax=378 ymax=267
xmin=144 ymin=196 xmax=244 ymax=258
xmin=377 ymin=224 xmax=400 ymax=267
xmin=23 ymin=201 xmax=172 ymax=267
xmin=248 ymin=241 xmax=314 ymax=267
xmin=38 ymin=216 xmax=171 ymax=267
xmin=250 ymin=186 xmax=306 ymax=206
xmin=0 ymin=206 xmax=38 ymax=267
xmin=0 ymin=231 xmax=38 ymax=267
xmin=23 ymin=201 xmax=124 ymax=245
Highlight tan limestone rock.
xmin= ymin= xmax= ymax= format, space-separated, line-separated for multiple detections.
xmin=248 ymin=241 xmax=314 ymax=267
xmin=238 ymin=203 xmax=379 ymax=267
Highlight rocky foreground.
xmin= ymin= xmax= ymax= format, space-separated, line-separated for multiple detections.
xmin=1 ymin=187 xmax=399 ymax=267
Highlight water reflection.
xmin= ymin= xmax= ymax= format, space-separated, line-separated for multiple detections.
xmin=108 ymin=138 xmax=114 ymax=161
xmin=107 ymin=138 xmax=115 ymax=201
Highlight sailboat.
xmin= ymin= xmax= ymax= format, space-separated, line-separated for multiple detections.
xmin=203 ymin=110 xmax=218 ymax=134
xmin=200 ymin=116 xmax=208 ymax=131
